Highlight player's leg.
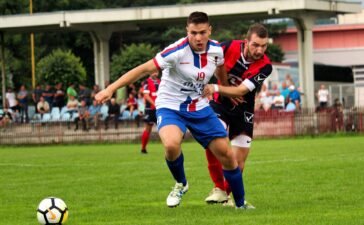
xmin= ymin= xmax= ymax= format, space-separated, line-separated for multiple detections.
xmin=205 ymin=149 xmax=228 ymax=203
xmin=157 ymin=108 xmax=188 ymax=207
xmin=186 ymin=107 xmax=245 ymax=208
xmin=205 ymin=103 xmax=229 ymax=203
xmin=140 ymin=109 xmax=156 ymax=154
xmin=140 ymin=123 xmax=153 ymax=154
xmin=207 ymin=138 xmax=245 ymax=208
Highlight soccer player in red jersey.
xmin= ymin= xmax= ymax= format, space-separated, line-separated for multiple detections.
xmin=140 ymin=71 xmax=160 ymax=154
xmin=203 ymin=23 xmax=272 ymax=208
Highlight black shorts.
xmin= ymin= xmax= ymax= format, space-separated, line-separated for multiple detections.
xmin=143 ymin=109 xmax=157 ymax=124
xmin=210 ymin=101 xmax=254 ymax=139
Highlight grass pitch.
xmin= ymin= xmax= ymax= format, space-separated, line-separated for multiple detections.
xmin=0 ymin=136 xmax=363 ymax=225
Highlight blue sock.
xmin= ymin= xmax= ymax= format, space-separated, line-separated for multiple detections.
xmin=223 ymin=167 xmax=245 ymax=207
xmin=166 ymin=152 xmax=187 ymax=186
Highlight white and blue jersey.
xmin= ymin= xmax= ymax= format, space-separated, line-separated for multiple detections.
xmin=153 ymin=37 xmax=227 ymax=148
xmin=153 ymin=37 xmax=224 ymax=112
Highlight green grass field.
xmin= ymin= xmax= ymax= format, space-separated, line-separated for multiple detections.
xmin=1 ymin=136 xmax=364 ymax=225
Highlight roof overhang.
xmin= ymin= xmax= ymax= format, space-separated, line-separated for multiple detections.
xmin=0 ymin=0 xmax=361 ymax=33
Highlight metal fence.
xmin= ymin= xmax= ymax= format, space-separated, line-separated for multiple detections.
xmin=0 ymin=107 xmax=363 ymax=145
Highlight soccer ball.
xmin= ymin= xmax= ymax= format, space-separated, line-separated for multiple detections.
xmin=37 ymin=197 xmax=69 ymax=225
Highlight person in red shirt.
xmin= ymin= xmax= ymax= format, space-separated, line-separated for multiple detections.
xmin=140 ymin=71 xmax=160 ymax=154
xmin=203 ymin=23 xmax=272 ymax=208
xmin=126 ymin=92 xmax=138 ymax=118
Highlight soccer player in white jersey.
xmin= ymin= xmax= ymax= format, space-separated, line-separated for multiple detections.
xmin=95 ymin=11 xmax=249 ymax=209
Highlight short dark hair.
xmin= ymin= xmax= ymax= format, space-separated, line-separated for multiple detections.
xmin=187 ymin=11 xmax=209 ymax=25
xmin=247 ymin=23 xmax=268 ymax=40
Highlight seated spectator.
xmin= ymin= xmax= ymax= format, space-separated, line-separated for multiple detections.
xmin=79 ymin=84 xmax=92 ymax=106
xmin=104 ymin=98 xmax=120 ymax=130
xmin=37 ymin=96 xmax=50 ymax=119
xmin=288 ymin=85 xmax=301 ymax=110
xmin=272 ymin=91 xmax=285 ymax=110
xmin=65 ymin=95 xmax=79 ymax=129
xmin=126 ymin=92 xmax=138 ymax=118
xmin=74 ymin=100 xmax=90 ymax=131
xmin=66 ymin=95 xmax=79 ymax=117
xmin=285 ymin=98 xmax=296 ymax=112
xmin=0 ymin=108 xmax=13 ymax=131
xmin=260 ymin=92 xmax=272 ymax=111
xmin=88 ymin=99 xmax=101 ymax=129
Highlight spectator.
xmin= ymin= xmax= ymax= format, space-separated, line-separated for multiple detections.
xmin=17 ymin=84 xmax=29 ymax=123
xmin=79 ymin=84 xmax=92 ymax=106
xmin=332 ymin=98 xmax=344 ymax=132
xmin=135 ymin=92 xmax=145 ymax=127
xmin=5 ymin=88 xmax=19 ymax=116
xmin=42 ymin=84 xmax=54 ymax=108
xmin=37 ymin=96 xmax=50 ymax=119
xmin=104 ymin=98 xmax=120 ymax=130
xmin=288 ymin=85 xmax=301 ymax=111
xmin=66 ymin=83 xmax=77 ymax=101
xmin=272 ymin=90 xmax=285 ymax=110
xmin=115 ymin=86 xmax=127 ymax=105
xmin=258 ymin=84 xmax=272 ymax=111
xmin=88 ymin=99 xmax=101 ymax=129
xmin=284 ymin=73 xmax=294 ymax=86
xmin=126 ymin=92 xmax=138 ymax=118
xmin=53 ymin=83 xmax=65 ymax=110
xmin=280 ymin=82 xmax=290 ymax=105
xmin=0 ymin=107 xmax=13 ymax=130
xmin=91 ymin=84 xmax=100 ymax=100
xmin=65 ymin=95 xmax=79 ymax=129
xmin=285 ymin=98 xmax=297 ymax=112
xmin=74 ymin=100 xmax=90 ymax=131
xmin=317 ymin=84 xmax=329 ymax=109
xmin=32 ymin=84 xmax=43 ymax=112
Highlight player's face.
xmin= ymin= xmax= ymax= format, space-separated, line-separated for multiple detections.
xmin=247 ymin=33 xmax=268 ymax=61
xmin=186 ymin=23 xmax=211 ymax=52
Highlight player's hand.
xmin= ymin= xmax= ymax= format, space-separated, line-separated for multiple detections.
xmin=229 ymin=97 xmax=244 ymax=106
xmin=202 ymin=84 xmax=214 ymax=98
xmin=95 ymin=89 xmax=113 ymax=104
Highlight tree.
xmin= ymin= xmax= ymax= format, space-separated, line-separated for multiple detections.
xmin=110 ymin=43 xmax=158 ymax=84
xmin=36 ymin=49 xmax=86 ymax=85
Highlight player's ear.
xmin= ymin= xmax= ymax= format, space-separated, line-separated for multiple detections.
xmin=208 ymin=25 xmax=212 ymax=36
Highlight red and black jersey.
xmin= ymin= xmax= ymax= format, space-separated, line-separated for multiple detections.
xmin=216 ymin=40 xmax=272 ymax=113
xmin=142 ymin=77 xmax=160 ymax=110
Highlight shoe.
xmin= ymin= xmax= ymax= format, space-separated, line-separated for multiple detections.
xmin=166 ymin=182 xmax=189 ymax=207
xmin=141 ymin=149 xmax=148 ymax=154
xmin=205 ymin=187 xmax=228 ymax=204
xmin=222 ymin=195 xmax=235 ymax=207
xmin=236 ymin=201 xmax=255 ymax=210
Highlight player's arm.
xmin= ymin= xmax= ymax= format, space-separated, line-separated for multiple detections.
xmin=203 ymin=82 xmax=250 ymax=98
xmin=214 ymin=65 xmax=229 ymax=86
xmin=144 ymin=93 xmax=155 ymax=107
xmin=95 ymin=60 xmax=158 ymax=104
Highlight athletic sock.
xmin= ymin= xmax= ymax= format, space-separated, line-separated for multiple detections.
xmin=205 ymin=149 xmax=225 ymax=190
xmin=141 ymin=130 xmax=150 ymax=150
xmin=166 ymin=152 xmax=187 ymax=186
xmin=223 ymin=167 xmax=245 ymax=207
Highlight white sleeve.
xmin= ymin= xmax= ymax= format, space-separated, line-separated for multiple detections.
xmin=242 ymin=79 xmax=256 ymax=92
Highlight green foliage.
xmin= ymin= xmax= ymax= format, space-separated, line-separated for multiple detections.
xmin=110 ymin=43 xmax=158 ymax=82
xmin=36 ymin=49 xmax=86 ymax=85
xmin=267 ymin=43 xmax=285 ymax=62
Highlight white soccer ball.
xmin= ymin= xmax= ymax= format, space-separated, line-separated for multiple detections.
xmin=37 ymin=197 xmax=69 ymax=225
